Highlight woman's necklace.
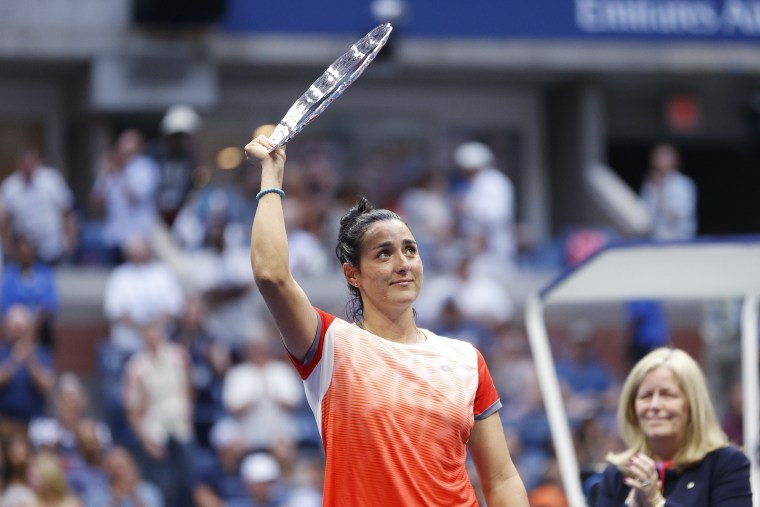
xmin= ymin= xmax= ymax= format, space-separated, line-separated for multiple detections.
xmin=358 ymin=320 xmax=425 ymax=344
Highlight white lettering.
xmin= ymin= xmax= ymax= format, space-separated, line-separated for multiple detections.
xmin=722 ymin=0 xmax=760 ymax=34
xmin=576 ymin=0 xmax=604 ymax=32
xmin=575 ymin=0 xmax=723 ymax=35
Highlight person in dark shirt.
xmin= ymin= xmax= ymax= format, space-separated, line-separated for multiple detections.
xmin=0 ymin=304 xmax=55 ymax=437
xmin=595 ymin=348 xmax=751 ymax=507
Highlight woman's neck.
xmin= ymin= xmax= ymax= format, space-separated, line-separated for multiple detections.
xmin=649 ymin=437 xmax=680 ymax=462
xmin=358 ymin=313 xmax=423 ymax=345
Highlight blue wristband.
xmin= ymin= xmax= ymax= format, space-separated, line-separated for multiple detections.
xmin=256 ymin=188 xmax=285 ymax=201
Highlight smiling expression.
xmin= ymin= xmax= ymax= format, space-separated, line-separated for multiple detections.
xmin=347 ymin=219 xmax=423 ymax=314
xmin=635 ymin=366 xmax=690 ymax=447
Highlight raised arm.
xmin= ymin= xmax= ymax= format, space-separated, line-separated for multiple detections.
xmin=245 ymin=131 xmax=318 ymax=361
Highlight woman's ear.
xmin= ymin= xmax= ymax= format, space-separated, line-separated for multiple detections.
xmin=343 ymin=263 xmax=359 ymax=287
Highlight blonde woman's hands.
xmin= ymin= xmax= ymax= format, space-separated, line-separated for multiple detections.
xmin=623 ymin=453 xmax=666 ymax=506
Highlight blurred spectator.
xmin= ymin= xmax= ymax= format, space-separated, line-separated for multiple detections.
xmin=1 ymin=234 xmax=59 ymax=348
xmin=640 ymin=143 xmax=697 ymax=240
xmin=172 ymin=163 xmax=259 ymax=251
xmin=395 ymin=168 xmax=455 ymax=272
xmin=193 ymin=418 xmax=249 ymax=507
xmin=0 ymin=305 xmax=55 ymax=438
xmin=102 ymin=446 xmax=163 ymax=507
xmin=183 ymin=216 xmax=259 ymax=351
xmin=227 ymin=163 xmax=263 ymax=246
xmin=173 ymin=296 xmax=230 ymax=448
xmin=65 ymin=418 xmax=110 ymax=507
xmin=99 ymin=236 xmax=184 ymax=447
xmin=240 ymin=452 xmax=290 ymax=507
xmin=0 ymin=434 xmax=36 ymax=506
xmin=283 ymin=197 xmax=329 ymax=278
xmin=555 ymin=320 xmax=615 ymax=422
xmin=574 ymin=413 xmax=622 ymax=489
xmin=122 ymin=323 xmax=194 ymax=507
xmin=489 ymin=331 xmax=539 ymax=424
xmin=501 ymin=371 xmax=553 ymax=491
xmin=624 ymin=299 xmax=669 ymax=368
xmin=0 ymin=147 xmax=76 ymax=265
xmin=28 ymin=373 xmax=111 ymax=456
xmin=102 ymin=235 xmax=184 ymax=357
xmin=451 ymin=141 xmax=516 ymax=272
xmin=282 ymin=455 xmax=324 ymax=507
xmin=222 ymin=333 xmax=303 ymax=453
xmin=430 ymin=297 xmax=495 ymax=356
xmin=417 ymin=249 xmax=514 ymax=331
xmin=90 ymin=129 xmax=160 ymax=263
xmin=27 ymin=450 xmax=83 ymax=507
xmin=153 ymin=105 xmax=202 ymax=225
xmin=622 ymin=143 xmax=695 ymax=368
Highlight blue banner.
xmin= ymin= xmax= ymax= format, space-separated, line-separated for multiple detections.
xmin=220 ymin=0 xmax=760 ymax=42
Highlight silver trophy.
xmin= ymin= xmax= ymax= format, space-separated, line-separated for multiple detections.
xmin=267 ymin=23 xmax=393 ymax=152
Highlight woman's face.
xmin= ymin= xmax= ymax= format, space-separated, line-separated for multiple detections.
xmin=350 ymin=219 xmax=423 ymax=315
xmin=635 ymin=366 xmax=690 ymax=446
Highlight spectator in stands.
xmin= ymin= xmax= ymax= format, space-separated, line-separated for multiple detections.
xmin=182 ymin=215 xmax=259 ymax=351
xmin=172 ymin=163 xmax=259 ymax=252
xmin=451 ymin=141 xmax=516 ymax=272
xmin=122 ymin=322 xmax=194 ymax=507
xmin=102 ymin=446 xmax=164 ymax=507
xmin=173 ymin=296 xmax=230 ymax=448
xmin=66 ymin=418 xmax=111 ymax=507
xmin=28 ymin=373 xmax=111 ymax=456
xmin=283 ymin=196 xmax=329 ymax=278
xmin=0 ymin=434 xmax=36 ymax=506
xmin=430 ymin=297 xmax=495 ymax=356
xmin=396 ymin=168 xmax=455 ymax=272
xmin=555 ymin=320 xmax=616 ymax=423
xmin=1 ymin=233 xmax=59 ymax=348
xmin=0 ymin=147 xmax=77 ymax=265
xmin=623 ymin=143 xmax=696 ymax=369
xmin=222 ymin=331 xmax=303 ymax=453
xmin=90 ymin=129 xmax=160 ymax=264
xmin=416 ymin=248 xmax=514 ymax=332
xmin=27 ymin=450 xmax=83 ymax=507
xmin=0 ymin=304 xmax=55 ymax=438
xmin=240 ymin=452 xmax=290 ymax=507
xmin=282 ymin=455 xmax=324 ymax=507
xmin=102 ymin=235 xmax=184 ymax=357
xmin=153 ymin=105 xmax=202 ymax=226
xmin=640 ymin=143 xmax=697 ymax=241
xmin=193 ymin=418 xmax=249 ymax=507
xmin=625 ymin=300 xmax=670 ymax=368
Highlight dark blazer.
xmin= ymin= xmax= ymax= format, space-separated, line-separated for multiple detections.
xmin=595 ymin=446 xmax=752 ymax=506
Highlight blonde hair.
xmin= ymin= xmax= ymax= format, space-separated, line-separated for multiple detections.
xmin=606 ymin=347 xmax=728 ymax=470
xmin=32 ymin=451 xmax=69 ymax=501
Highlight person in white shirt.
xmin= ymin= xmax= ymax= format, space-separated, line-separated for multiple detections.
xmin=452 ymin=141 xmax=516 ymax=273
xmin=122 ymin=322 xmax=194 ymax=507
xmin=102 ymin=235 xmax=184 ymax=356
xmin=1 ymin=147 xmax=76 ymax=264
xmin=222 ymin=331 xmax=304 ymax=452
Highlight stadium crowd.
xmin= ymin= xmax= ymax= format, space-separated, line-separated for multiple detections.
xmin=0 ymin=109 xmax=740 ymax=506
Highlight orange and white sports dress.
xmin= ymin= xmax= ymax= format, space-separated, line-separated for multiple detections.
xmin=288 ymin=307 xmax=503 ymax=506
